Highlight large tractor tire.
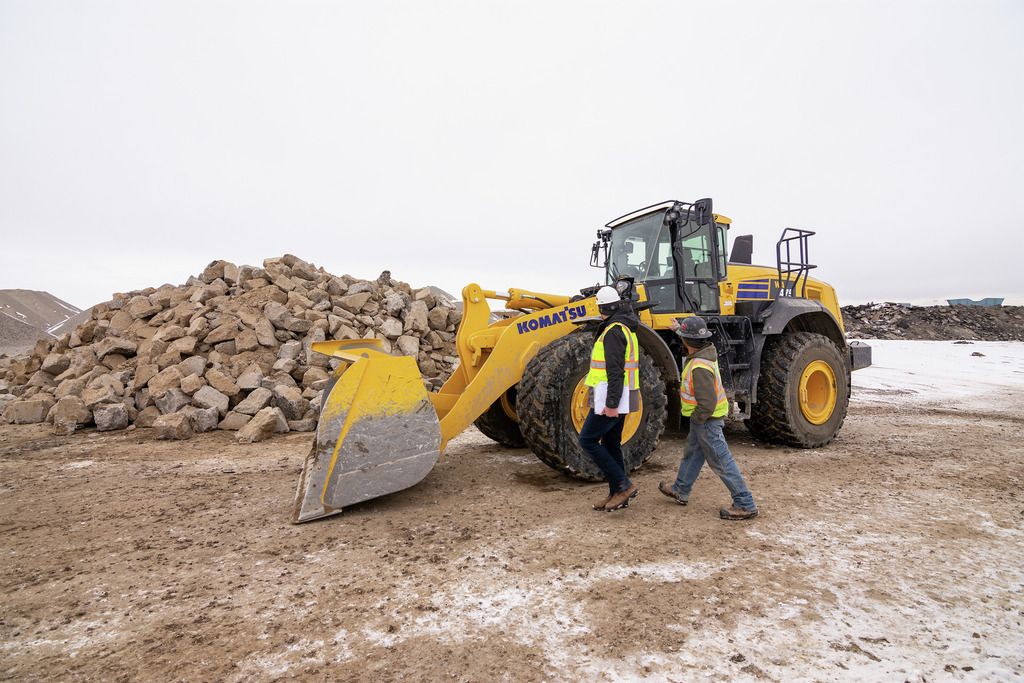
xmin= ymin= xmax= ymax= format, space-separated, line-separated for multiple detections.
xmin=474 ymin=388 xmax=527 ymax=448
xmin=745 ymin=331 xmax=850 ymax=448
xmin=517 ymin=331 xmax=668 ymax=480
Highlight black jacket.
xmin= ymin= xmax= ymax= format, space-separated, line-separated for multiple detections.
xmin=596 ymin=308 xmax=641 ymax=409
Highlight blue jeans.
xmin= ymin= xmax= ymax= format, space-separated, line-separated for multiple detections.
xmin=578 ymin=410 xmax=631 ymax=494
xmin=673 ymin=418 xmax=756 ymax=511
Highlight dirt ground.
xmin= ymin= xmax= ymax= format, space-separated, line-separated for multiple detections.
xmin=2 ymin=397 xmax=1022 ymax=681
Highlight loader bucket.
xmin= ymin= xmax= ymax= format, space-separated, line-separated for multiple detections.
xmin=291 ymin=339 xmax=441 ymax=523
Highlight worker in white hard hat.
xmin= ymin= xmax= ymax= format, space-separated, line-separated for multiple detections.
xmin=578 ymin=285 xmax=641 ymax=512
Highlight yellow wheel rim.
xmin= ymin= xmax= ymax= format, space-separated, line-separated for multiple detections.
xmin=570 ymin=377 xmax=643 ymax=442
xmin=799 ymin=360 xmax=837 ymax=425
xmin=499 ymin=390 xmax=518 ymax=422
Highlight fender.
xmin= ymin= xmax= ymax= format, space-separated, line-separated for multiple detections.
xmin=635 ymin=323 xmax=681 ymax=430
xmin=759 ymin=298 xmax=846 ymax=348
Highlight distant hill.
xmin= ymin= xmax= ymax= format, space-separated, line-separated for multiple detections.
xmin=0 ymin=313 xmax=49 ymax=357
xmin=0 ymin=290 xmax=83 ymax=357
xmin=0 ymin=289 xmax=82 ymax=332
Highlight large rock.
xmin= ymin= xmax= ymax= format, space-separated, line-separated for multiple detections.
xmin=205 ymin=369 xmax=240 ymax=397
xmin=176 ymin=356 xmax=206 ymax=379
xmin=127 ymin=296 xmax=161 ymax=319
xmin=155 ymin=388 xmax=191 ymax=414
xmin=155 ymin=412 xmax=193 ymax=440
xmin=234 ymin=387 xmax=273 ymax=415
xmin=179 ymin=374 xmax=206 ymax=395
xmin=95 ymin=336 xmax=138 ymax=360
xmin=41 ymin=353 xmax=71 ymax=376
xmin=234 ymin=328 xmax=259 ymax=353
xmin=287 ymin=417 xmax=318 ymax=432
xmin=403 ymin=300 xmax=430 ymax=333
xmin=236 ymin=364 xmax=264 ymax=391
xmin=396 ymin=335 xmax=420 ymax=357
xmin=55 ymin=376 xmax=88 ymax=400
xmin=254 ymin=317 xmax=277 ymax=347
xmin=301 ymin=366 xmax=331 ymax=389
xmin=148 ymin=366 xmax=183 ymax=397
xmin=133 ymin=363 xmax=159 ymax=390
xmin=236 ymin=406 xmax=289 ymax=443
xmin=193 ymin=385 xmax=230 ymax=416
xmin=205 ymin=322 xmax=238 ymax=344
xmin=337 ymin=292 xmax=372 ymax=314
xmin=183 ymin=405 xmax=219 ymax=433
xmin=278 ymin=340 xmax=302 ymax=361
xmin=55 ymin=347 xmax=97 ymax=381
xmin=217 ymin=411 xmax=252 ymax=431
xmin=427 ymin=306 xmax=450 ymax=331
xmin=263 ymin=302 xmax=311 ymax=333
xmin=94 ymin=403 xmax=130 ymax=431
xmin=380 ymin=317 xmax=404 ymax=339
xmin=384 ymin=292 xmax=407 ymax=317
xmin=50 ymin=396 xmax=92 ymax=434
xmin=134 ymin=405 xmax=161 ymax=428
xmin=274 ymin=385 xmax=309 ymax=420
xmin=81 ymin=383 xmax=119 ymax=408
xmin=288 ymin=256 xmax=319 ymax=281
xmin=168 ymin=335 xmax=198 ymax=355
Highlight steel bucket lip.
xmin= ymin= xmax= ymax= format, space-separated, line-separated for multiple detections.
xmin=291 ymin=351 xmax=441 ymax=523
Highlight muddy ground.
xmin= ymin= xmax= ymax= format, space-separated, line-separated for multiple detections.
xmin=2 ymin=397 xmax=1022 ymax=681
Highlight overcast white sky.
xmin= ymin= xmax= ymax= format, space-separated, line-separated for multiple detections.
xmin=2 ymin=1 xmax=1022 ymax=309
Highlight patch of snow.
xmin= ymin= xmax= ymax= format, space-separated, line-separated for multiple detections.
xmin=852 ymin=340 xmax=1024 ymax=410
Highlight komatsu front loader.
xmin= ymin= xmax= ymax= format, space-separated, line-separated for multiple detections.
xmin=292 ymin=198 xmax=871 ymax=522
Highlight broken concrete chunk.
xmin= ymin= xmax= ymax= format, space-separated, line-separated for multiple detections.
xmin=50 ymin=396 xmax=92 ymax=435
xmin=218 ymin=411 xmax=252 ymax=431
xmin=155 ymin=411 xmax=193 ymax=440
xmin=193 ymin=385 xmax=230 ymax=416
xmin=234 ymin=387 xmax=274 ymax=415
xmin=155 ymin=388 xmax=192 ymax=415
xmin=94 ymin=403 xmax=130 ymax=431
xmin=236 ymin=406 xmax=289 ymax=443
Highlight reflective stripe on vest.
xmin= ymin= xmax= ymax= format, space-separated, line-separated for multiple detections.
xmin=584 ymin=322 xmax=640 ymax=391
xmin=679 ymin=357 xmax=729 ymax=418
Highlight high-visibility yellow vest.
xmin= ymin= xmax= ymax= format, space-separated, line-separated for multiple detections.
xmin=680 ymin=357 xmax=729 ymax=418
xmin=584 ymin=322 xmax=640 ymax=391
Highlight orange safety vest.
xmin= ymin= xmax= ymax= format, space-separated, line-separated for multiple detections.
xmin=679 ymin=357 xmax=729 ymax=418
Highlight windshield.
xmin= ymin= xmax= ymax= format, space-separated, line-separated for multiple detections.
xmin=607 ymin=210 xmax=674 ymax=284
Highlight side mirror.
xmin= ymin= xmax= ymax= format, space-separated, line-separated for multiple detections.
xmin=590 ymin=229 xmax=611 ymax=269
xmin=694 ymin=198 xmax=713 ymax=226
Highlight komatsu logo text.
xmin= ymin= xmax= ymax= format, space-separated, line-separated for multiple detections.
xmin=516 ymin=305 xmax=588 ymax=334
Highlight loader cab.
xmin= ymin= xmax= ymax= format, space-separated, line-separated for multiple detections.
xmin=596 ymin=199 xmax=729 ymax=314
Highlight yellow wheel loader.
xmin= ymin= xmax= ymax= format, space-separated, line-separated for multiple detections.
xmin=292 ymin=198 xmax=872 ymax=522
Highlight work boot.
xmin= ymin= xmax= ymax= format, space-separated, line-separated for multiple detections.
xmin=592 ymin=492 xmax=614 ymax=511
xmin=658 ymin=481 xmax=687 ymax=506
xmin=719 ymin=505 xmax=758 ymax=521
xmin=600 ymin=484 xmax=638 ymax=512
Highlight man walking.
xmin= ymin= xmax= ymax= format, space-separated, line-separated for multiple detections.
xmin=659 ymin=316 xmax=758 ymax=520
xmin=578 ymin=286 xmax=640 ymax=512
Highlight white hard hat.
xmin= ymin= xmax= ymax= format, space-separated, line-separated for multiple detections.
xmin=596 ymin=286 xmax=621 ymax=306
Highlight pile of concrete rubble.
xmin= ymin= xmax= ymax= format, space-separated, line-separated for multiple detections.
xmin=842 ymin=303 xmax=1024 ymax=341
xmin=0 ymin=256 xmax=461 ymax=441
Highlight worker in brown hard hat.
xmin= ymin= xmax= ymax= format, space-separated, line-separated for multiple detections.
xmin=660 ymin=316 xmax=757 ymax=520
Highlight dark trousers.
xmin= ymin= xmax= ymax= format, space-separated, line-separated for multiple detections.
xmin=578 ymin=410 xmax=631 ymax=494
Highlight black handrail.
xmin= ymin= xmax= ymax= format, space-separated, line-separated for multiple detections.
xmin=775 ymin=228 xmax=817 ymax=298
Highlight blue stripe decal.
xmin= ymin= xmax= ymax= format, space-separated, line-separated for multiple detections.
xmin=737 ymin=292 xmax=770 ymax=299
